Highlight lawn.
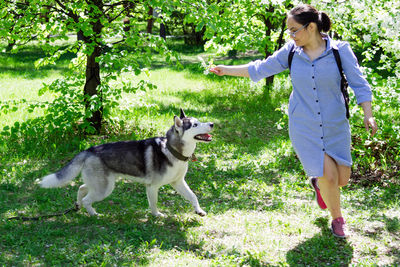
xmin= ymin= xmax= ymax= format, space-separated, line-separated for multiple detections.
xmin=0 ymin=41 xmax=399 ymax=266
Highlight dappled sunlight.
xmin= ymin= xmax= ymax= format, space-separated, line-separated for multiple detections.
xmin=186 ymin=209 xmax=321 ymax=265
xmin=1 ymin=12 xmax=399 ymax=264
xmin=286 ymin=217 xmax=354 ymax=266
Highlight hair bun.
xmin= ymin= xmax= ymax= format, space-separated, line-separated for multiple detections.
xmin=319 ymin=11 xmax=331 ymax=32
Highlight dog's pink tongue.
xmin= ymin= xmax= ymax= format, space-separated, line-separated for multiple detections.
xmin=199 ymin=134 xmax=212 ymax=140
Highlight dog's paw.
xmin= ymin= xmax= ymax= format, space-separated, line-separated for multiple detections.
xmin=87 ymin=210 xmax=102 ymax=217
xmin=152 ymin=211 xmax=166 ymax=218
xmin=195 ymin=209 xmax=207 ymax=217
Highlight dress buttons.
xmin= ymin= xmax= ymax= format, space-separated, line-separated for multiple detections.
xmin=321 ymin=137 xmax=323 ymax=139
xmin=316 ymin=100 xmax=319 ymax=103
xmin=322 ymin=149 xmax=326 ymax=151
xmin=312 ymin=76 xmax=315 ymax=79
xmin=320 ymin=124 xmax=322 ymax=127
xmin=313 ymin=88 xmax=316 ymax=90
xmin=318 ymin=112 xmax=321 ymax=115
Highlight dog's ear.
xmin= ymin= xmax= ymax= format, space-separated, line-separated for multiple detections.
xmin=180 ymin=108 xmax=186 ymax=119
xmin=174 ymin=115 xmax=183 ymax=129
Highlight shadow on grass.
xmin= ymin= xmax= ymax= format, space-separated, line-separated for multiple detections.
xmin=348 ymin=213 xmax=400 ymax=264
xmin=346 ymin=184 xmax=400 ymax=212
xmin=0 ymin=45 xmax=74 ymax=79
xmin=186 ymin=157 xmax=286 ymax=215
xmin=382 ymin=215 xmax=400 ymax=235
xmin=374 ymin=215 xmax=400 ymax=264
xmin=0 ymin=210 xmax=203 ymax=265
xmin=286 ymin=217 xmax=354 ymax=266
xmin=1 ymin=151 xmax=205 ymax=265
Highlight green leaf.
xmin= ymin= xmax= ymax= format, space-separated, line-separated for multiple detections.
xmin=195 ymin=21 xmax=205 ymax=32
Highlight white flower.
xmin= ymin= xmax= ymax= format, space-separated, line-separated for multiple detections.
xmin=363 ymin=34 xmax=371 ymax=43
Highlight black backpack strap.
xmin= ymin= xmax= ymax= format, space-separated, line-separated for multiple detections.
xmin=332 ymin=47 xmax=350 ymax=119
xmin=288 ymin=44 xmax=295 ymax=72
xmin=332 ymin=48 xmax=344 ymax=80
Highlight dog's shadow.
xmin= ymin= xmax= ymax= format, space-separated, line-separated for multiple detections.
xmin=286 ymin=217 xmax=354 ymax=266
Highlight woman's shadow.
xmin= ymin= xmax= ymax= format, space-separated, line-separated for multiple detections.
xmin=286 ymin=217 xmax=354 ymax=266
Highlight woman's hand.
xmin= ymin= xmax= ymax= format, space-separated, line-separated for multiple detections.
xmin=209 ymin=66 xmax=226 ymax=76
xmin=360 ymin=101 xmax=378 ymax=137
xmin=364 ymin=116 xmax=378 ymax=137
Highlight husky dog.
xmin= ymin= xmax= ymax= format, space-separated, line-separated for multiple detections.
xmin=38 ymin=109 xmax=213 ymax=217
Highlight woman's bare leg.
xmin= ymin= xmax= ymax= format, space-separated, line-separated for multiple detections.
xmin=318 ymin=154 xmax=342 ymax=219
xmin=338 ymin=165 xmax=351 ymax=187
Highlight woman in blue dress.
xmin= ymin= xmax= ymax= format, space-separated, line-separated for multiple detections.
xmin=210 ymin=4 xmax=378 ymax=238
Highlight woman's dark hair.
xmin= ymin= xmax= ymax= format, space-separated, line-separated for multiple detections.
xmin=289 ymin=4 xmax=331 ymax=32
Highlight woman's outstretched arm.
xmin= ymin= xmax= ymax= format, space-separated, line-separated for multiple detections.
xmin=209 ymin=64 xmax=250 ymax=77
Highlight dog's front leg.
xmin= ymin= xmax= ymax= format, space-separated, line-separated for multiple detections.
xmin=146 ymin=185 xmax=165 ymax=217
xmin=171 ymin=179 xmax=206 ymax=216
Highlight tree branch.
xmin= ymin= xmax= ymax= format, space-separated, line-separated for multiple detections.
xmin=108 ymin=8 xmax=126 ymax=23
xmin=52 ymin=0 xmax=79 ymax=21
xmin=103 ymin=0 xmax=134 ymax=10
xmin=53 ymin=0 xmax=67 ymax=11
xmin=109 ymin=39 xmax=125 ymax=46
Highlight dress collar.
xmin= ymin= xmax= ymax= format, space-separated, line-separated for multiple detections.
xmin=323 ymin=34 xmax=337 ymax=51
xmin=292 ymin=34 xmax=337 ymax=60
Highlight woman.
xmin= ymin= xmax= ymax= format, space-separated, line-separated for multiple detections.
xmin=210 ymin=4 xmax=378 ymax=238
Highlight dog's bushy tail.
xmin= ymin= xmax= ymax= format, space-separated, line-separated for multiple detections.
xmin=39 ymin=152 xmax=88 ymax=188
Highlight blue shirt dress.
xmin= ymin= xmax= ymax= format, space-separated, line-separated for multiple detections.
xmin=248 ymin=36 xmax=372 ymax=177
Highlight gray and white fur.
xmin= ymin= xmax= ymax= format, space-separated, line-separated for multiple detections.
xmin=39 ymin=109 xmax=213 ymax=217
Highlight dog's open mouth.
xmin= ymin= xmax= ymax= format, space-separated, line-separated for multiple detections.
xmin=194 ymin=133 xmax=212 ymax=142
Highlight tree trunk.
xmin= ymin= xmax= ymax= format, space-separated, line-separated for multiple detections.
xmin=6 ymin=39 xmax=16 ymax=52
xmin=77 ymin=30 xmax=84 ymax=41
xmin=147 ymin=7 xmax=154 ymax=34
xmin=123 ymin=17 xmax=130 ymax=32
xmin=263 ymin=7 xmax=275 ymax=90
xmin=265 ymin=16 xmax=287 ymax=92
xmin=84 ymin=46 xmax=102 ymax=133
xmin=276 ymin=16 xmax=287 ymax=50
xmin=160 ymin=22 xmax=166 ymax=39
xmin=83 ymin=0 xmax=104 ymax=133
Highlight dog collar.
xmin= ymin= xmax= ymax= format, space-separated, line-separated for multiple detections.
xmin=166 ymin=142 xmax=191 ymax=162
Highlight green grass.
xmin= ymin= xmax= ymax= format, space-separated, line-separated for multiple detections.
xmin=1 ymin=41 xmax=399 ymax=266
